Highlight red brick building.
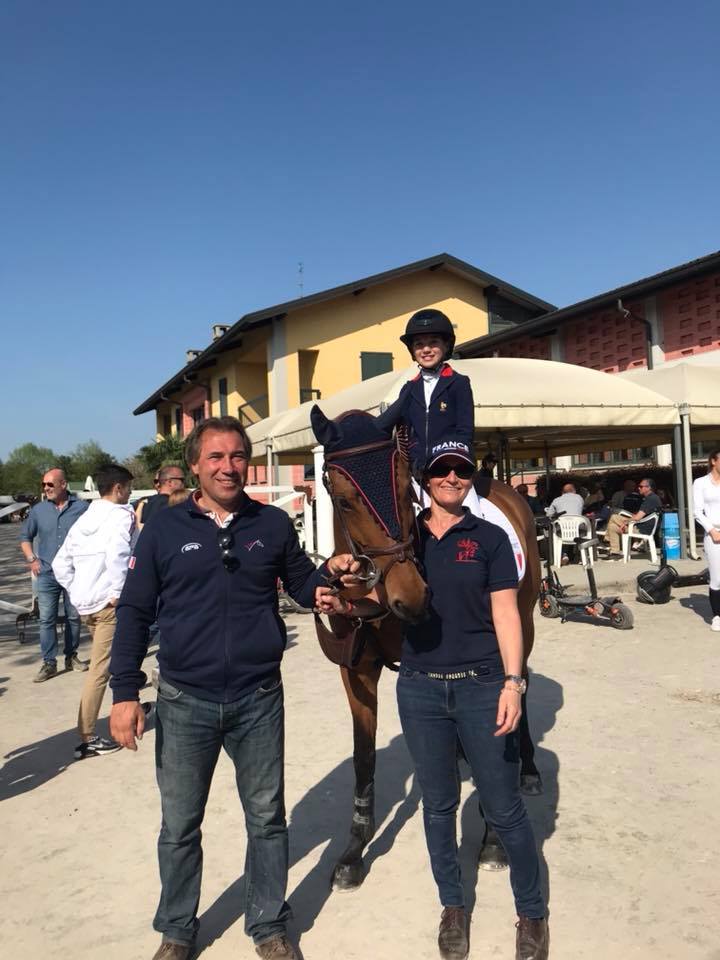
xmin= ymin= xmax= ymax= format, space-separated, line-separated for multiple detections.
xmin=456 ymin=250 xmax=720 ymax=474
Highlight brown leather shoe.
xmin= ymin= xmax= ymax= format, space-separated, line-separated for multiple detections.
xmin=438 ymin=906 xmax=469 ymax=960
xmin=516 ymin=916 xmax=549 ymax=960
xmin=255 ymin=934 xmax=298 ymax=959
xmin=151 ymin=942 xmax=194 ymax=960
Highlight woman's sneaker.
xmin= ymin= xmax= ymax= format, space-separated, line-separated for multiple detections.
xmin=74 ymin=737 xmax=122 ymax=760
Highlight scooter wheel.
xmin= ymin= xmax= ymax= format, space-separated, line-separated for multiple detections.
xmin=610 ymin=603 xmax=634 ymax=630
xmin=539 ymin=596 xmax=561 ymax=619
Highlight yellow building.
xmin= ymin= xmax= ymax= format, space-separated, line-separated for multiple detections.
xmin=134 ymin=253 xmax=553 ymax=450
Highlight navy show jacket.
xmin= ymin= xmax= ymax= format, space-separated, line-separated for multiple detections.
xmin=376 ymin=363 xmax=474 ymax=468
xmin=109 ymin=494 xmax=328 ymax=704
xmin=402 ymin=509 xmax=519 ymax=672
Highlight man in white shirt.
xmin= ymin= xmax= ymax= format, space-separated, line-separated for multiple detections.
xmin=53 ymin=464 xmax=136 ymax=759
xmin=545 ymin=483 xmax=585 ymax=519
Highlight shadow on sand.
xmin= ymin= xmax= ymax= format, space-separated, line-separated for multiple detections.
xmin=679 ymin=592 xmax=713 ymax=625
xmin=195 ymin=732 xmax=418 ymax=955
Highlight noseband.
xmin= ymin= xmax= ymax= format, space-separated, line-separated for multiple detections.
xmin=323 ymin=437 xmax=417 ymax=590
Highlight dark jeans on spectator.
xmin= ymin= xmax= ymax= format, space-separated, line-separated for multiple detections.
xmin=154 ymin=675 xmax=290 ymax=946
xmin=36 ymin=573 xmax=81 ymax=664
xmin=397 ymin=665 xmax=545 ymax=918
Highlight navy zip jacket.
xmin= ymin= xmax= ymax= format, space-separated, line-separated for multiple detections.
xmin=376 ymin=363 xmax=474 ymax=468
xmin=109 ymin=494 xmax=328 ymax=704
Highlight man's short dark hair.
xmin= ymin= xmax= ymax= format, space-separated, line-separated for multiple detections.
xmin=96 ymin=464 xmax=134 ymax=496
xmin=640 ymin=477 xmax=656 ymax=491
xmin=185 ymin=416 xmax=253 ymax=467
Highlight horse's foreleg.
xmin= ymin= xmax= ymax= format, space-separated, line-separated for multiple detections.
xmin=519 ymin=593 xmax=543 ymax=796
xmin=332 ymin=657 xmax=382 ymax=891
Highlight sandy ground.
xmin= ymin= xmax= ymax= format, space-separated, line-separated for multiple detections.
xmin=1 ymin=522 xmax=719 ymax=960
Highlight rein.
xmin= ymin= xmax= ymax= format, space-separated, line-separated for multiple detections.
xmin=323 ymin=437 xmax=417 ymax=591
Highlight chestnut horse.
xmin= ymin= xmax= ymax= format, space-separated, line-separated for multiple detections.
xmin=311 ymin=407 xmax=542 ymax=890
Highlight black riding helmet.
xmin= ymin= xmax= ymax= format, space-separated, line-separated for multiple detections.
xmin=399 ymin=309 xmax=456 ymax=360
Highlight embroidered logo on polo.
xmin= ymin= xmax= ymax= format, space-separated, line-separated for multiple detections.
xmin=456 ymin=538 xmax=479 ymax=562
xmin=245 ymin=539 xmax=265 ymax=551
xmin=181 ymin=542 xmax=202 ymax=553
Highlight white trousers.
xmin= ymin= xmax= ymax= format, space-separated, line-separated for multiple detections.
xmin=704 ymin=534 xmax=720 ymax=590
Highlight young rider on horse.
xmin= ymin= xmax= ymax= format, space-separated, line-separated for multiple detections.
xmin=377 ymin=309 xmax=473 ymax=469
xmin=378 ymin=309 xmax=526 ymax=578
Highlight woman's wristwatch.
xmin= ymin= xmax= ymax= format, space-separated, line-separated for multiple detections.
xmin=504 ymin=674 xmax=527 ymax=694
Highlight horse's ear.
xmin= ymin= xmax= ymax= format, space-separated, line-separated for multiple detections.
xmin=310 ymin=405 xmax=341 ymax=447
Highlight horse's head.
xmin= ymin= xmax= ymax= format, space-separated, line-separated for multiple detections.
xmin=311 ymin=406 xmax=428 ymax=624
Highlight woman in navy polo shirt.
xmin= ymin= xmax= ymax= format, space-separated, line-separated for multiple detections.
xmin=321 ymin=439 xmax=548 ymax=960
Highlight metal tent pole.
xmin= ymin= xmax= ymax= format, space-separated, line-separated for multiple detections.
xmin=672 ymin=424 xmax=687 ymax=559
xmin=680 ymin=406 xmax=700 ymax=559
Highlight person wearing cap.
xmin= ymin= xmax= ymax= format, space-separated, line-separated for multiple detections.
xmin=377 ymin=309 xmax=474 ymax=471
xmin=318 ymin=438 xmax=548 ymax=960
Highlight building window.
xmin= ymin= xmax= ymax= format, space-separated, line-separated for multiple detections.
xmin=571 ymin=447 xmax=655 ymax=467
xmin=162 ymin=414 xmax=171 ymax=437
xmin=218 ymin=378 xmax=228 ymax=416
xmin=191 ymin=406 xmax=204 ymax=426
xmin=300 ymin=388 xmax=321 ymax=403
xmin=361 ymin=352 xmax=393 ymax=380
xmin=175 ymin=407 xmax=183 ymax=438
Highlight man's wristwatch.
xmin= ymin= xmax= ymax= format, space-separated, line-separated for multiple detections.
xmin=504 ymin=674 xmax=527 ymax=694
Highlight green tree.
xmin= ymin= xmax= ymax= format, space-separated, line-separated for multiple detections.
xmin=138 ymin=435 xmax=186 ymax=476
xmin=2 ymin=443 xmax=58 ymax=494
xmin=65 ymin=440 xmax=115 ymax=483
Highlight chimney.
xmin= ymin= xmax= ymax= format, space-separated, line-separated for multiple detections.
xmin=186 ymin=349 xmax=202 ymax=364
xmin=212 ymin=324 xmax=230 ymax=341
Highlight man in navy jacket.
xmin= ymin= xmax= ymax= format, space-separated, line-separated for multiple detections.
xmin=110 ymin=416 xmax=357 ymax=960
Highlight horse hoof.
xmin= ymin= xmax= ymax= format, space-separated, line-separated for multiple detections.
xmin=331 ymin=861 xmax=365 ymax=891
xmin=478 ymin=843 xmax=509 ymax=871
xmin=520 ymin=773 xmax=543 ymax=796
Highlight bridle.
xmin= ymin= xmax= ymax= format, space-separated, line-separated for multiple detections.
xmin=323 ymin=437 xmax=417 ymax=592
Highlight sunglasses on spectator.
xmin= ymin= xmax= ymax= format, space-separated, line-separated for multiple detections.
xmin=42 ymin=482 xmax=56 ymax=488
xmin=426 ymin=461 xmax=475 ymax=480
xmin=217 ymin=530 xmax=237 ymax=570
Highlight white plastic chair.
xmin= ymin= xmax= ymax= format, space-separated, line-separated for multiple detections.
xmin=622 ymin=513 xmax=660 ymax=563
xmin=551 ymin=515 xmax=595 ymax=567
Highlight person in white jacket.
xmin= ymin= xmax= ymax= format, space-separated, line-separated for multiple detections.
xmin=53 ymin=464 xmax=136 ymax=758
xmin=692 ymin=447 xmax=720 ymax=633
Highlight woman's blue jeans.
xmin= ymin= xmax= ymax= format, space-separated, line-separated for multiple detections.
xmin=153 ymin=675 xmax=290 ymax=945
xmin=397 ymin=665 xmax=545 ymax=918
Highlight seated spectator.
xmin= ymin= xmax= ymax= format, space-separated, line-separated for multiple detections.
xmin=656 ymin=487 xmax=675 ymax=509
xmin=610 ymin=479 xmax=642 ymax=515
xmin=603 ymin=478 xmax=662 ymax=559
xmin=583 ymin=482 xmax=605 ymax=515
xmin=545 ymin=483 xmax=585 ymax=518
xmin=516 ymin=483 xmax=544 ymax=516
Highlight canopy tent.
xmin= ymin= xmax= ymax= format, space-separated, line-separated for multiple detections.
xmin=619 ymin=361 xmax=720 ymax=559
xmin=248 ymin=358 xmax=679 ymax=461
xmin=248 ymin=358 xmax=680 ymax=558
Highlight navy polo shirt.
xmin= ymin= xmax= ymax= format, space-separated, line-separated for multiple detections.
xmin=403 ymin=509 xmax=519 ymax=671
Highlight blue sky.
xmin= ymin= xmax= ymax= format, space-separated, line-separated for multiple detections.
xmin=2 ymin=0 xmax=718 ymax=460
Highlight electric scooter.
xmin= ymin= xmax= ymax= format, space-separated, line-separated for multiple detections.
xmin=537 ymin=515 xmax=634 ymax=629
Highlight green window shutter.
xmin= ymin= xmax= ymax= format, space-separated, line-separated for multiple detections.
xmin=218 ymin=378 xmax=228 ymax=416
xmin=360 ymin=352 xmax=393 ymax=381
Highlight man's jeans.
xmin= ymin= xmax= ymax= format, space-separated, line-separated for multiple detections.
xmin=36 ymin=574 xmax=81 ymax=664
xmin=154 ymin=675 xmax=290 ymax=946
xmin=397 ymin=666 xmax=545 ymax=918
